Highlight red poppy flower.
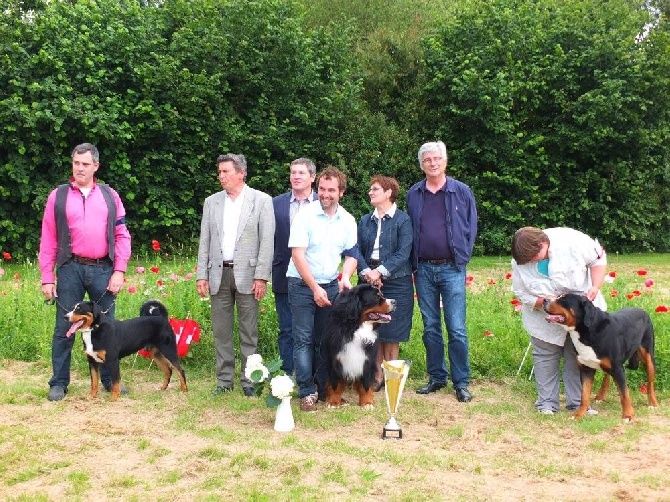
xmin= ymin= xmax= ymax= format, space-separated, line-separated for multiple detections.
xmin=483 ymin=330 xmax=494 ymax=337
xmin=610 ymin=289 xmax=619 ymax=298
xmin=644 ymin=279 xmax=654 ymax=287
xmin=2 ymin=251 xmax=11 ymax=261
xmin=510 ymin=298 xmax=521 ymax=306
xmin=157 ymin=280 xmax=164 ymax=287
xmin=608 ymin=271 xmax=616 ymax=278
xmin=505 ymin=272 xmax=512 ymax=280
xmin=632 ymin=290 xmax=641 ymax=296
xmin=636 ymin=269 xmax=647 ymax=276
xmin=655 ymin=305 xmax=668 ymax=313
xmin=640 ymin=383 xmax=648 ymax=394
xmin=127 ymin=285 xmax=137 ymax=294
xmin=151 ymin=240 xmax=161 ymax=252
xmin=487 ymin=278 xmax=496 ymax=285
xmin=626 ymin=293 xmax=635 ymax=300
xmin=150 ymin=266 xmax=160 ymax=274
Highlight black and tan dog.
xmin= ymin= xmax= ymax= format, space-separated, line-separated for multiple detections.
xmin=65 ymin=300 xmax=187 ymax=399
xmin=544 ymin=293 xmax=658 ymax=421
xmin=323 ymin=284 xmax=396 ymax=408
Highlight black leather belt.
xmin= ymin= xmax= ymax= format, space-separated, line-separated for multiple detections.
xmin=368 ymin=259 xmax=381 ymax=268
xmin=71 ymin=255 xmax=112 ymax=266
xmin=419 ymin=258 xmax=450 ymax=265
xmin=222 ymin=261 xmax=234 ymax=268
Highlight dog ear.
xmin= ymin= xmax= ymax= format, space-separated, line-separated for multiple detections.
xmin=579 ymin=296 xmax=601 ymax=330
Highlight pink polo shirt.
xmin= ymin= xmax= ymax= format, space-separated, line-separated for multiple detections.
xmin=39 ymin=181 xmax=132 ymax=284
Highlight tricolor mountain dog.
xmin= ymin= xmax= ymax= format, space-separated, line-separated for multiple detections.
xmin=323 ymin=284 xmax=396 ymax=408
xmin=544 ymin=293 xmax=658 ymax=421
xmin=65 ymin=300 xmax=187 ymax=400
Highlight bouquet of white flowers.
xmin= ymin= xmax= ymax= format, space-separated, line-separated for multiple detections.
xmin=244 ymin=353 xmax=293 ymax=406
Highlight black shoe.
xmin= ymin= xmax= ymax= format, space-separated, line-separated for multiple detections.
xmin=212 ymin=385 xmax=232 ymax=396
xmin=455 ymin=387 xmax=472 ymax=402
xmin=103 ymin=383 xmax=129 ymax=395
xmin=47 ymin=386 xmax=66 ymax=401
xmin=242 ymin=386 xmax=255 ymax=397
xmin=416 ymin=380 xmax=446 ymax=395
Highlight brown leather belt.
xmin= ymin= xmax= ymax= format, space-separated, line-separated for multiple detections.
xmin=71 ymin=255 xmax=112 ymax=266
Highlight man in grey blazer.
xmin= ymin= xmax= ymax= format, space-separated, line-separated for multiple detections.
xmin=196 ymin=153 xmax=275 ymax=396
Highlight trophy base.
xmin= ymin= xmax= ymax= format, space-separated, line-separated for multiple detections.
xmin=382 ymin=426 xmax=403 ymax=439
xmin=382 ymin=417 xmax=403 ymax=439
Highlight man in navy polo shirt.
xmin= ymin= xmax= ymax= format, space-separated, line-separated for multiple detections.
xmin=407 ymin=141 xmax=478 ymax=402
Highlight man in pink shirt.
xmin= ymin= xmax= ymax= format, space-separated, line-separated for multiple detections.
xmin=39 ymin=143 xmax=131 ymax=401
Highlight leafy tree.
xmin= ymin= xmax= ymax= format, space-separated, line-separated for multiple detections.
xmin=414 ymin=0 xmax=670 ymax=253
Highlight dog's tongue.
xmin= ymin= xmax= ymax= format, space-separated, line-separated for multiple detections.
xmin=368 ymin=312 xmax=392 ymax=322
xmin=66 ymin=320 xmax=84 ymax=338
xmin=545 ymin=314 xmax=565 ymax=324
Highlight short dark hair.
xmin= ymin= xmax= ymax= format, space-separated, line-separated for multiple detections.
xmin=512 ymin=227 xmax=549 ymax=264
xmin=71 ymin=143 xmax=99 ymax=163
xmin=370 ymin=175 xmax=399 ymax=203
xmin=290 ymin=158 xmax=316 ymax=176
xmin=317 ymin=166 xmax=347 ymax=192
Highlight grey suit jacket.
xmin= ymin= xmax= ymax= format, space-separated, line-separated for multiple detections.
xmin=196 ymin=186 xmax=275 ymax=295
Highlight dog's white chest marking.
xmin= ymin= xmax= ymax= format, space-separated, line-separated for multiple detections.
xmin=337 ymin=323 xmax=377 ymax=380
xmin=568 ymin=329 xmax=601 ymax=369
xmin=81 ymin=329 xmax=103 ymax=363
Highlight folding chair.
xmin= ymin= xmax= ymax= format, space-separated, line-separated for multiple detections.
xmin=516 ymin=341 xmax=534 ymax=380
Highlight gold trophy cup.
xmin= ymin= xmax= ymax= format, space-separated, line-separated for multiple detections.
xmin=382 ymin=359 xmax=410 ymax=439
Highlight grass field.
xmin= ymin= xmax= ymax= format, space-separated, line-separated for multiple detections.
xmin=1 ymin=254 xmax=669 ymax=500
xmin=1 ymin=253 xmax=668 ymax=388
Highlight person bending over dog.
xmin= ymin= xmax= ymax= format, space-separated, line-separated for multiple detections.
xmin=39 ymin=143 xmax=131 ymax=402
xmin=511 ymin=226 xmax=607 ymax=415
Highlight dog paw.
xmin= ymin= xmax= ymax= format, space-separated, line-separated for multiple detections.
xmin=622 ymin=417 xmax=632 ymax=424
xmin=360 ymin=403 xmax=374 ymax=410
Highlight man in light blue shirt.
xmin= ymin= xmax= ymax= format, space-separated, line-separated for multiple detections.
xmin=287 ymin=166 xmax=358 ymax=412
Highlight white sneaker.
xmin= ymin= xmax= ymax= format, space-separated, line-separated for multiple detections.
xmin=538 ymin=409 xmax=555 ymax=415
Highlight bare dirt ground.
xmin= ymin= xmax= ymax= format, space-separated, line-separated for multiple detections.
xmin=1 ymin=360 xmax=669 ymax=501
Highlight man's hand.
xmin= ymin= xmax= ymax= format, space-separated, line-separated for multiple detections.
xmin=196 ymin=279 xmax=210 ymax=298
xmin=107 ymin=271 xmax=125 ymax=295
xmin=585 ymin=286 xmax=599 ymax=301
xmin=42 ymin=283 xmax=56 ymax=301
xmin=313 ymin=285 xmax=332 ymax=307
xmin=252 ymin=279 xmax=268 ymax=301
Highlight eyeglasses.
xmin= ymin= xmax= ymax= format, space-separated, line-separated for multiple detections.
xmin=422 ymin=156 xmax=443 ymax=165
xmin=369 ymin=186 xmax=383 ymax=192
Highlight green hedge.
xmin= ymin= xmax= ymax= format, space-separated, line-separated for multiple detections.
xmin=1 ymin=0 xmax=669 ymax=259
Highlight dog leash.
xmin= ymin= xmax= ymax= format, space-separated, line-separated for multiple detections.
xmin=44 ymin=290 xmax=116 ymax=314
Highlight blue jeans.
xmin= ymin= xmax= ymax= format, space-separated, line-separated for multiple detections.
xmin=274 ymin=292 xmax=294 ymax=374
xmin=415 ymin=262 xmax=470 ymax=388
xmin=288 ymin=277 xmax=338 ymax=398
xmin=49 ymin=260 xmax=115 ymax=389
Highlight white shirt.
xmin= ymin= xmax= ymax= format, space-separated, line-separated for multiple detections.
xmin=370 ymin=203 xmax=397 ymax=261
xmin=220 ymin=186 xmax=247 ymax=261
xmin=511 ymin=227 xmax=607 ymax=346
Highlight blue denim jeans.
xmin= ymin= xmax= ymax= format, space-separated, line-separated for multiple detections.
xmin=274 ymin=292 xmax=294 ymax=374
xmin=288 ymin=277 xmax=338 ymax=398
xmin=49 ymin=260 xmax=115 ymax=389
xmin=415 ymin=262 xmax=470 ymax=388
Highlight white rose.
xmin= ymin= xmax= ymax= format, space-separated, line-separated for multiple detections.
xmin=270 ymin=375 xmax=295 ymax=399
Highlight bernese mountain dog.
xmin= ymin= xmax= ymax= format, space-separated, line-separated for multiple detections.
xmin=323 ymin=284 xmax=395 ymax=408
xmin=544 ymin=293 xmax=658 ymax=421
xmin=64 ymin=300 xmax=187 ymax=400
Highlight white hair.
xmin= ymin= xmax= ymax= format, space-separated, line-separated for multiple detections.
xmin=417 ymin=141 xmax=448 ymax=165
